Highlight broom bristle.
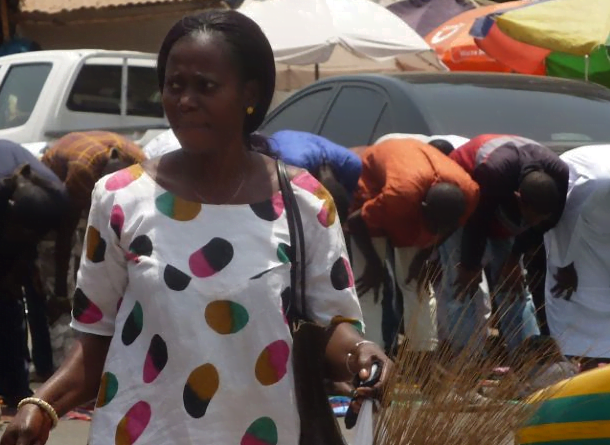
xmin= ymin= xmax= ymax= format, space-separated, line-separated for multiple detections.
xmin=373 ymin=257 xmax=577 ymax=445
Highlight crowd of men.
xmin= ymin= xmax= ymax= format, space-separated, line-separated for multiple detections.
xmin=263 ymin=130 xmax=608 ymax=386
xmin=1 ymin=127 xmax=608 ymax=411
xmin=0 ymin=132 xmax=144 ymax=411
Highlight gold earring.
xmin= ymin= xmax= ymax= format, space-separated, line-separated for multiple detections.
xmin=246 ymin=106 xmax=254 ymax=115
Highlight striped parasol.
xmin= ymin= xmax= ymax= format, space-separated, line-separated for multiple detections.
xmin=471 ymin=0 xmax=610 ymax=87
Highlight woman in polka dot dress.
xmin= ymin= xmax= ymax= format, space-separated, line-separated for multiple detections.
xmin=1 ymin=10 xmax=391 ymax=445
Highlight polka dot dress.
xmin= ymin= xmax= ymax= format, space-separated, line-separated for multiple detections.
xmin=71 ymin=164 xmax=363 ymax=445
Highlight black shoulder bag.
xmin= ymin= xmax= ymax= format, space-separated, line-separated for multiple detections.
xmin=276 ymin=160 xmax=347 ymax=445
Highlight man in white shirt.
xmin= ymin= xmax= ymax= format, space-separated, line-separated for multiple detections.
xmin=544 ymin=144 xmax=610 ymax=370
xmin=143 ymin=129 xmax=181 ymax=158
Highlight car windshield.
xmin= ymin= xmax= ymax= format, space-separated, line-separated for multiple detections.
xmin=403 ymin=77 xmax=610 ymax=147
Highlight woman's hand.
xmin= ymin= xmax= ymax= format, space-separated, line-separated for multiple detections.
xmin=348 ymin=341 xmax=393 ymax=401
xmin=0 ymin=404 xmax=53 ymax=445
xmin=0 ymin=333 xmax=112 ymax=445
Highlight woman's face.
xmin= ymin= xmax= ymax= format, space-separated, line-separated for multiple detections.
xmin=162 ymin=33 xmax=254 ymax=154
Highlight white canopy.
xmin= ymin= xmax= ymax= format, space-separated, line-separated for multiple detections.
xmin=240 ymin=0 xmax=444 ymax=90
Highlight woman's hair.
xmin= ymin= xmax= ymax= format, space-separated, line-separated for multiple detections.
xmin=157 ymin=10 xmax=276 ymax=147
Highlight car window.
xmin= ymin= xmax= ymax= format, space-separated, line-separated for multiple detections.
xmin=371 ymin=105 xmax=393 ymax=143
xmin=406 ymin=81 xmax=610 ymax=146
xmin=320 ymin=86 xmax=386 ymax=147
xmin=67 ymin=65 xmax=122 ymax=115
xmin=127 ymin=66 xmax=164 ymax=118
xmin=0 ymin=63 xmax=52 ymax=130
xmin=262 ymin=88 xmax=333 ymax=135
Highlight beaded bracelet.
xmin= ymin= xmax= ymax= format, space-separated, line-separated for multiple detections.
xmin=17 ymin=397 xmax=59 ymax=429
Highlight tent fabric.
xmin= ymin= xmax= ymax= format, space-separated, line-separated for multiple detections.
xmin=546 ymin=48 xmax=610 ymax=86
xmin=471 ymin=0 xmax=610 ymax=87
xmin=240 ymin=0 xmax=444 ymax=91
xmin=274 ymin=46 xmax=442 ymax=91
xmin=387 ymin=0 xmax=474 ymax=38
xmin=240 ymin=0 xmax=436 ymax=65
xmin=495 ymin=0 xmax=610 ymax=57
xmin=424 ymin=0 xmax=533 ymax=72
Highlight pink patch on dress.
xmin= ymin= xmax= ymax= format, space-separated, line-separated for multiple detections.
xmin=105 ymin=166 xmax=142 ymax=191
xmin=291 ymin=171 xmax=320 ymax=194
xmin=125 ymin=252 xmax=140 ymax=263
xmin=110 ymin=205 xmax=125 ymax=238
xmin=241 ymin=435 xmax=271 ymax=445
xmin=271 ymin=193 xmax=285 ymax=217
xmin=188 ymin=251 xmax=216 ymax=278
xmin=343 ymin=257 xmax=355 ymax=287
xmin=142 ymin=335 xmax=168 ymax=384
xmin=143 ymin=354 xmax=157 ymax=384
xmin=267 ymin=340 xmax=290 ymax=381
xmin=78 ymin=305 xmax=103 ymax=324
xmin=317 ymin=206 xmax=330 ymax=227
xmin=123 ymin=401 xmax=151 ymax=444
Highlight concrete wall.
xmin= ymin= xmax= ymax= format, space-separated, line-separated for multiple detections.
xmin=20 ymin=14 xmax=189 ymax=53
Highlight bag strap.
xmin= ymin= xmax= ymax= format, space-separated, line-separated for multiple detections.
xmin=276 ymin=160 xmax=307 ymax=321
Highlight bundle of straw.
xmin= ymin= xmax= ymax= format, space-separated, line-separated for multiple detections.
xmin=373 ymin=261 xmax=576 ymax=445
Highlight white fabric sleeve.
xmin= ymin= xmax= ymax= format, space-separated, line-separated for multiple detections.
xmin=70 ymin=180 xmax=128 ymax=336
xmin=292 ymin=171 xmax=364 ymax=334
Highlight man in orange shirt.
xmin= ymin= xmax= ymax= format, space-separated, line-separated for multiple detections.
xmin=348 ymin=138 xmax=479 ymax=353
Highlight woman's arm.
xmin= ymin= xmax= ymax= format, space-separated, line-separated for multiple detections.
xmin=34 ymin=333 xmax=111 ymax=416
xmin=325 ymin=323 xmax=391 ymax=396
xmin=325 ymin=322 xmax=363 ymax=382
xmin=1 ymin=333 xmax=110 ymax=445
xmin=291 ymin=171 xmax=391 ymax=395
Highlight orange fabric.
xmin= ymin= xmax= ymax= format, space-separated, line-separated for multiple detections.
xmin=475 ymin=22 xmax=548 ymax=75
xmin=42 ymin=131 xmax=145 ymax=208
xmin=353 ymin=139 xmax=479 ymax=248
xmin=425 ymin=0 xmax=532 ymax=72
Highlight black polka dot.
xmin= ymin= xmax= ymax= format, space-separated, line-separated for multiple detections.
xmin=111 ymin=222 xmax=121 ymax=240
xmin=86 ymin=227 xmax=106 ymax=263
xmin=91 ymin=238 xmax=106 ymax=263
xmin=183 ymin=384 xmax=211 ymax=418
xmin=250 ymin=197 xmax=283 ymax=221
xmin=122 ymin=301 xmax=143 ymax=346
xmin=72 ymin=288 xmax=103 ymax=324
xmin=72 ymin=288 xmax=88 ymax=319
xmin=330 ymin=257 xmax=351 ymax=290
xmin=201 ymin=238 xmax=233 ymax=272
xmin=143 ymin=334 xmax=168 ymax=383
xmin=281 ymin=286 xmax=292 ymax=314
xmin=163 ymin=265 xmax=191 ymax=291
xmin=129 ymin=235 xmax=153 ymax=257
